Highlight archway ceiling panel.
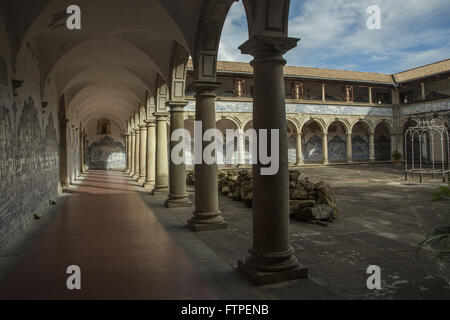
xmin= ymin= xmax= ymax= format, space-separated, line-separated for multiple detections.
xmin=67 ymin=85 xmax=141 ymax=121
xmin=40 ymin=37 xmax=163 ymax=92
xmin=61 ymin=65 xmax=149 ymax=102
xmin=157 ymin=0 xmax=204 ymax=53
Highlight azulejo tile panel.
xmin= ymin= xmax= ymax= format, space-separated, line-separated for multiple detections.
xmin=400 ymin=100 xmax=450 ymax=116
xmin=186 ymin=100 xmax=393 ymax=116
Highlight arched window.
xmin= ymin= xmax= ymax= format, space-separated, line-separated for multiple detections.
xmin=97 ymin=119 xmax=111 ymax=135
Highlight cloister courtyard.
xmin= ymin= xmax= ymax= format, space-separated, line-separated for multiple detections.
xmin=1 ymin=164 xmax=449 ymax=299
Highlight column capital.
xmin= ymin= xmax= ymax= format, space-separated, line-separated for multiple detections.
xmin=166 ymin=100 xmax=189 ymax=112
xmin=145 ymin=118 xmax=156 ymax=126
xmin=194 ymin=81 xmax=220 ymax=97
xmin=154 ymin=112 xmax=169 ymax=121
xmin=139 ymin=123 xmax=147 ymax=129
xmin=239 ymin=35 xmax=299 ymax=59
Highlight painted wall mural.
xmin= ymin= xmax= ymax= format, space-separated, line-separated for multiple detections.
xmin=328 ymin=135 xmax=346 ymax=161
xmin=303 ymin=135 xmax=323 ymax=162
xmin=185 ymin=100 xmax=393 ymax=116
xmin=88 ymin=136 xmax=125 ymax=170
xmin=0 ymin=97 xmax=60 ymax=245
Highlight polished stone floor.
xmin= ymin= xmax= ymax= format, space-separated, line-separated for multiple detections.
xmin=0 ymin=171 xmax=215 ymax=299
xmin=0 ymin=165 xmax=449 ymax=299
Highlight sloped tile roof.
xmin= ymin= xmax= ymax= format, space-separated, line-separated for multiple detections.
xmin=393 ymin=59 xmax=450 ymax=84
xmin=187 ymin=59 xmax=450 ymax=85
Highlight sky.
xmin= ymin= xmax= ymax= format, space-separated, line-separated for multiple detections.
xmin=218 ymin=0 xmax=450 ymax=74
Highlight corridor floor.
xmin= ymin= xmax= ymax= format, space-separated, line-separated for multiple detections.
xmin=0 ymin=171 xmax=216 ymax=300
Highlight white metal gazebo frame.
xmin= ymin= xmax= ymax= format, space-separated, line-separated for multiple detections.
xmin=404 ymin=119 xmax=450 ymax=183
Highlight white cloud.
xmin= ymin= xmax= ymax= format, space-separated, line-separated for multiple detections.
xmin=218 ymin=1 xmax=251 ymax=63
xmin=218 ymin=0 xmax=450 ymax=73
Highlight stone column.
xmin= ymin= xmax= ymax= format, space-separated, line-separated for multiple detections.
xmin=421 ymin=82 xmax=426 ymax=100
xmin=144 ymin=119 xmax=156 ymax=189
xmin=138 ymin=124 xmax=147 ymax=184
xmin=59 ymin=118 xmax=69 ymax=188
xmin=322 ymin=83 xmax=326 ymax=102
xmin=126 ymin=134 xmax=132 ymax=174
xmin=322 ymin=133 xmax=329 ymax=164
xmin=369 ymin=87 xmax=373 ymax=104
xmin=346 ymin=133 xmax=353 ymax=163
xmin=152 ymin=113 xmax=169 ymax=194
xmin=237 ymin=129 xmax=245 ymax=166
xmin=390 ymin=134 xmax=396 ymax=161
xmin=124 ymin=134 xmax=129 ymax=172
xmin=79 ymin=130 xmax=84 ymax=175
xmin=133 ymin=128 xmax=141 ymax=180
xmin=369 ymin=133 xmax=375 ymax=161
xmin=237 ymin=36 xmax=307 ymax=284
xmin=130 ymin=131 xmax=136 ymax=176
xmin=188 ymin=82 xmax=227 ymax=231
xmin=296 ymin=133 xmax=303 ymax=165
xmin=165 ymin=101 xmax=192 ymax=208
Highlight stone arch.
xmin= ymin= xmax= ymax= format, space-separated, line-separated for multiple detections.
xmin=351 ymin=118 xmax=373 ymax=135
xmin=299 ymin=118 xmax=326 ymax=134
xmin=327 ymin=120 xmax=347 ymax=162
xmin=352 ymin=120 xmax=371 ymax=161
xmin=167 ymin=41 xmax=190 ymax=102
xmin=374 ymin=119 xmax=393 ymax=135
xmin=326 ymin=118 xmax=350 ymax=134
xmin=217 ymin=115 xmax=242 ymax=130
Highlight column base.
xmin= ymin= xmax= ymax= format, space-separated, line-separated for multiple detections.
xmin=188 ymin=215 xmax=228 ymax=232
xmin=346 ymin=160 xmax=353 ymax=164
xmin=152 ymin=186 xmax=169 ymax=195
xmin=143 ymin=181 xmax=155 ymax=189
xmin=165 ymin=196 xmax=192 ymax=208
xmin=237 ymin=260 xmax=308 ymax=286
xmin=295 ymin=162 xmax=303 ymax=166
xmin=137 ymin=176 xmax=146 ymax=185
xmin=323 ymin=161 xmax=329 ymax=165
xmin=132 ymin=174 xmax=140 ymax=180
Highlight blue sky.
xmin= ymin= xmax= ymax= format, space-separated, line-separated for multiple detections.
xmin=218 ymin=0 xmax=450 ymax=74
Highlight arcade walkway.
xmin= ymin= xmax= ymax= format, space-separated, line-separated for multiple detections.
xmin=0 ymin=171 xmax=215 ymax=300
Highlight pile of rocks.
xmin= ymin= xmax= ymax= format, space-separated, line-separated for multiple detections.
xmin=288 ymin=171 xmax=339 ymax=224
xmin=218 ymin=170 xmax=253 ymax=208
xmin=189 ymin=169 xmax=340 ymax=225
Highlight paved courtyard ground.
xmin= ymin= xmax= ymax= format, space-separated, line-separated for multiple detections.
xmin=137 ymin=164 xmax=450 ymax=299
xmin=1 ymin=164 xmax=449 ymax=299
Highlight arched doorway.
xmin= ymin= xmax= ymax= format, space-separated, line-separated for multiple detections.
xmin=374 ymin=122 xmax=391 ymax=161
xmin=327 ymin=121 xmax=347 ymax=162
xmin=301 ymin=120 xmax=323 ymax=163
xmin=352 ymin=121 xmax=370 ymax=161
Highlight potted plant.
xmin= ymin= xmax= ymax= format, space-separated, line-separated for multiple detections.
xmin=392 ymin=151 xmax=402 ymax=164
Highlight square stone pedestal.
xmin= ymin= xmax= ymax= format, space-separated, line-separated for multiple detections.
xmin=188 ymin=219 xmax=228 ymax=232
xmin=165 ymin=198 xmax=192 ymax=208
xmin=152 ymin=188 xmax=168 ymax=195
xmin=237 ymin=260 xmax=308 ymax=286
